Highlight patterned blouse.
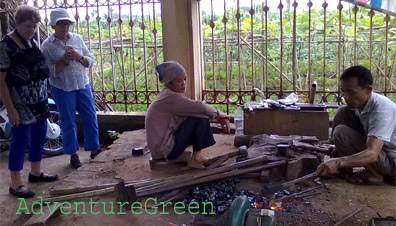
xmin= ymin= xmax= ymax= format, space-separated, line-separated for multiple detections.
xmin=0 ymin=33 xmax=49 ymax=125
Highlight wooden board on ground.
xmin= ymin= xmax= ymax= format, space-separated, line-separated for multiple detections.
xmin=23 ymin=203 xmax=61 ymax=226
xmin=115 ymin=131 xmax=238 ymax=182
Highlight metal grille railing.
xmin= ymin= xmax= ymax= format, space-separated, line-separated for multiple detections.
xmin=1 ymin=0 xmax=162 ymax=112
xmin=200 ymin=0 xmax=396 ymax=113
xmin=2 ymin=0 xmax=395 ymax=113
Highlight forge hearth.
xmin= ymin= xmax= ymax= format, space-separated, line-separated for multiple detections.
xmin=244 ymin=134 xmax=325 ymax=183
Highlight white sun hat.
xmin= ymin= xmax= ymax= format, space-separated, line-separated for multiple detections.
xmin=49 ymin=8 xmax=74 ymax=26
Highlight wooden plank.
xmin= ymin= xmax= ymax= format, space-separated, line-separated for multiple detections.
xmin=204 ymin=150 xmax=238 ymax=166
xmin=137 ymin=155 xmax=271 ymax=191
xmin=205 ymin=155 xmax=229 ymax=170
xmin=115 ymin=181 xmax=136 ymax=210
xmin=23 ymin=203 xmax=61 ymax=226
xmin=42 ymin=155 xmax=275 ymax=203
xmin=49 ymin=178 xmax=159 ymax=196
xmin=136 ymin=160 xmax=287 ymax=197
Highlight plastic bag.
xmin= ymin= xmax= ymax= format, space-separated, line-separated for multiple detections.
xmin=278 ymin=93 xmax=298 ymax=105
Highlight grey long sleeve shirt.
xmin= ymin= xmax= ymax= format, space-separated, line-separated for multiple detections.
xmin=145 ymin=86 xmax=218 ymax=159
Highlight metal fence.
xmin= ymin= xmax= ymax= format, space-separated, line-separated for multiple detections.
xmin=200 ymin=0 xmax=396 ymax=113
xmin=1 ymin=0 xmax=162 ymax=112
xmin=1 ymin=0 xmax=395 ymax=113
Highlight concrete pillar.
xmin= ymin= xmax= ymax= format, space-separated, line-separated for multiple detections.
xmin=160 ymin=0 xmax=202 ymax=100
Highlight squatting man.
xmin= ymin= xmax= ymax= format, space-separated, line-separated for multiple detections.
xmin=315 ymin=65 xmax=396 ymax=185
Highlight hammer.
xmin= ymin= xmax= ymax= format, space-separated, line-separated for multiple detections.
xmin=291 ymin=140 xmax=333 ymax=155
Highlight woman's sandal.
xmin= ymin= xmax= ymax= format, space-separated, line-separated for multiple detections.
xmin=346 ymin=170 xmax=385 ymax=186
xmin=9 ymin=185 xmax=35 ymax=198
xmin=28 ymin=172 xmax=58 ymax=182
xmin=90 ymin=148 xmax=104 ymax=159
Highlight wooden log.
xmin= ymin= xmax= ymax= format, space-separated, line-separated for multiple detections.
xmin=42 ymin=159 xmax=285 ymax=203
xmin=23 ymin=202 xmax=61 ymax=226
xmin=206 ymin=155 xmax=229 ymax=170
xmin=281 ymin=172 xmax=316 ymax=187
xmin=146 ymin=190 xmax=181 ymax=208
xmin=115 ymin=181 xmax=136 ymax=210
xmin=44 ymin=187 xmax=115 ymax=203
xmin=333 ymin=207 xmax=363 ymax=226
xmin=204 ymin=150 xmax=238 ymax=166
xmin=136 ymin=160 xmax=286 ymax=198
xmin=205 ymin=146 xmax=248 ymax=166
xmin=43 ymin=155 xmax=274 ymax=202
xmin=136 ymin=155 xmax=271 ymax=191
xmin=49 ymin=178 xmax=160 ymax=196
xmin=49 ymin=184 xmax=112 ymax=196
xmin=239 ymin=172 xmax=261 ymax=179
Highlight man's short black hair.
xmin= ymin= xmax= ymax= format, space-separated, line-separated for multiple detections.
xmin=340 ymin=65 xmax=373 ymax=88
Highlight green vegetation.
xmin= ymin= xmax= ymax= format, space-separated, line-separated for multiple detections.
xmin=59 ymin=4 xmax=395 ymax=113
xmin=201 ymin=5 xmax=396 ymax=113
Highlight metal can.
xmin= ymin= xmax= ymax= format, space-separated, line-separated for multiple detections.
xmin=132 ymin=147 xmax=144 ymax=156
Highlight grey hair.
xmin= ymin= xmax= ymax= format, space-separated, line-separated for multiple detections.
xmin=15 ymin=5 xmax=41 ymax=25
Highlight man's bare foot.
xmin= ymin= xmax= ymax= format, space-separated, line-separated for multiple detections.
xmin=188 ymin=160 xmax=206 ymax=169
xmin=191 ymin=152 xmax=208 ymax=163
xmin=173 ymin=152 xmax=192 ymax=163
xmin=196 ymin=155 xmax=208 ymax=163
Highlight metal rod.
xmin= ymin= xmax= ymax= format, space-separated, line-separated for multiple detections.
xmin=337 ymin=1 xmax=342 ymax=102
xmin=292 ymin=0 xmax=297 ymax=93
xmin=281 ymin=172 xmax=316 ymax=187
xmin=333 ymin=207 xmax=363 ymax=226
xmin=369 ymin=10 xmax=374 ymax=70
xmin=279 ymin=0 xmax=284 ymax=96
xmin=322 ymin=0 xmax=328 ymax=102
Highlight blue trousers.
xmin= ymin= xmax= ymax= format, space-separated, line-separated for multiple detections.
xmin=167 ymin=117 xmax=216 ymax=160
xmin=51 ymin=84 xmax=99 ymax=155
xmin=8 ymin=119 xmax=47 ymax=171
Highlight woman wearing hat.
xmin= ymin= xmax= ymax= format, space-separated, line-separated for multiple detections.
xmin=41 ymin=8 xmax=103 ymax=169
xmin=0 ymin=5 xmax=58 ymax=198
xmin=145 ymin=61 xmax=230 ymax=169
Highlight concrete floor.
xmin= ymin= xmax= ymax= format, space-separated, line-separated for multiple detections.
xmin=1 ymin=130 xmax=395 ymax=226
xmin=0 ymin=147 xmax=95 ymax=226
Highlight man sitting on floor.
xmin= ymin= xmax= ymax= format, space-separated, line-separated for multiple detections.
xmin=315 ymin=65 xmax=396 ymax=185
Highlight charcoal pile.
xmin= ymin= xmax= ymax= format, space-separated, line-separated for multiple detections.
xmin=179 ymin=176 xmax=308 ymax=215
xmin=180 ymin=177 xmax=270 ymax=214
